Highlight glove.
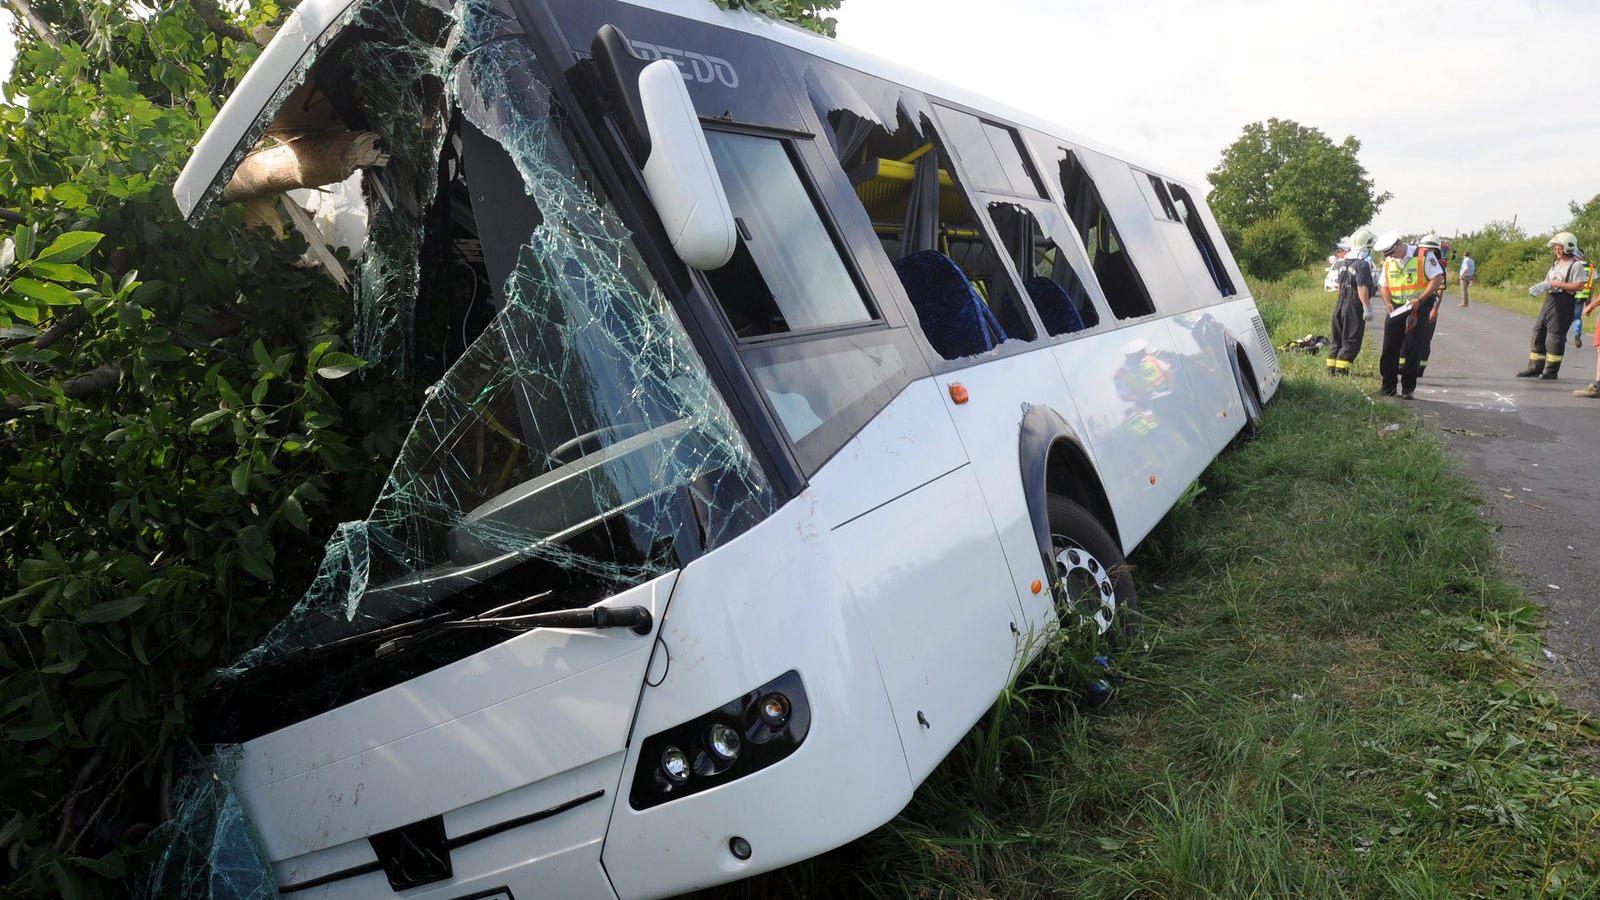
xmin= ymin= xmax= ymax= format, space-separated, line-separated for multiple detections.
xmin=1529 ymin=281 xmax=1550 ymax=297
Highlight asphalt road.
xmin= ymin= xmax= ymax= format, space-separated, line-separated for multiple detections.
xmin=1396 ymin=292 xmax=1600 ymax=707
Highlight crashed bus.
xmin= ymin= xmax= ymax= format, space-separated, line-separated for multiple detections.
xmin=169 ymin=0 xmax=1280 ymax=896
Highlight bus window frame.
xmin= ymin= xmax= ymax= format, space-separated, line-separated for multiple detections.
xmin=697 ymin=120 xmax=895 ymax=348
xmin=692 ymin=118 xmax=933 ymax=474
xmin=981 ymin=195 xmax=1114 ymax=345
xmin=520 ymin=0 xmax=816 ymax=500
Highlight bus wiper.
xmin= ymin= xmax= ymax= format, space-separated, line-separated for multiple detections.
xmin=374 ymin=600 xmax=653 ymax=658
xmin=216 ymin=591 xmax=558 ymax=690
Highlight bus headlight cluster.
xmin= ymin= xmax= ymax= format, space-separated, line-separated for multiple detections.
xmin=632 ymin=670 xmax=810 ymax=810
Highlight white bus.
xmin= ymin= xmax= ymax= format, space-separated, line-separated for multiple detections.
xmin=172 ymin=0 xmax=1279 ymax=896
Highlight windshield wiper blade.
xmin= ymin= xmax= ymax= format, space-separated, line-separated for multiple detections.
xmin=374 ymin=602 xmax=652 ymax=659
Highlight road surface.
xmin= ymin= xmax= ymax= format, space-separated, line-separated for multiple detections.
xmin=1399 ymin=293 xmax=1599 ymax=707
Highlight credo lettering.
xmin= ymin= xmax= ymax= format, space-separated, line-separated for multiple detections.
xmin=630 ymin=39 xmax=739 ymax=88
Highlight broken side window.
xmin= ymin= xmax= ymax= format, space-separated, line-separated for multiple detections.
xmin=805 ymin=66 xmax=1037 ymax=360
xmin=1057 ymin=149 xmax=1157 ymax=321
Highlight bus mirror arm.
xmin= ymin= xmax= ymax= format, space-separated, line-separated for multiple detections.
xmin=590 ymin=24 xmax=738 ymax=270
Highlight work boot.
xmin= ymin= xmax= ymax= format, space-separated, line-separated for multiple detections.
xmin=1516 ymin=361 xmax=1545 ymax=377
xmin=1577 ymin=334 xmax=1585 ymax=348
xmin=1540 ymin=363 xmax=1562 ymax=380
xmin=1573 ymin=382 xmax=1600 ymax=399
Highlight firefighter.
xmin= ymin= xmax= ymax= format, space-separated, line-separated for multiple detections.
xmin=1517 ymin=232 xmax=1587 ymax=380
xmin=1413 ymin=233 xmax=1446 ymax=379
xmin=1326 ymin=228 xmax=1376 ymax=375
xmin=1376 ymin=230 xmax=1443 ymax=398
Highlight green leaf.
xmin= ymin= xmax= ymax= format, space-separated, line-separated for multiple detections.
xmin=282 ymin=494 xmax=309 ymax=532
xmin=74 ymin=597 xmax=146 ymax=624
xmin=10 ymin=277 xmax=80 ymax=306
xmin=315 ymin=351 xmax=366 ymax=379
xmin=6 ymin=720 xmax=61 ymax=741
xmin=47 ymin=184 xmax=90 ymax=211
xmin=33 ymin=230 xmax=102 ymax=264
xmin=231 ymin=460 xmax=251 ymax=495
xmin=190 ymin=408 xmax=231 ymax=432
xmin=25 ymin=261 xmax=95 ymax=284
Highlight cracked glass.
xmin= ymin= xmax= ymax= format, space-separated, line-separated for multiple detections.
xmin=146 ymin=0 xmax=775 ymax=894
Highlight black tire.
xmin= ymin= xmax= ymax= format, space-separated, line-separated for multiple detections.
xmin=1236 ymin=364 xmax=1263 ymax=439
xmin=1046 ymin=495 xmax=1139 ymax=645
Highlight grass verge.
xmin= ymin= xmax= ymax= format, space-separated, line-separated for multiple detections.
xmin=1461 ymin=281 xmax=1545 ymax=319
xmin=695 ymin=282 xmax=1600 ymax=899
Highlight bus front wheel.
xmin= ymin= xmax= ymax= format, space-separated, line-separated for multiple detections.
xmin=1046 ymin=494 xmax=1139 ymax=646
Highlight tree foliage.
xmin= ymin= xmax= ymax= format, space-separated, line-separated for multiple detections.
xmin=0 ymin=3 xmax=410 ymax=897
xmin=713 ymin=0 xmax=841 ymax=35
xmin=1207 ymin=118 xmax=1389 ymax=274
xmin=0 ymin=0 xmax=848 ymax=896
xmin=1452 ymin=194 xmax=1600 ymax=289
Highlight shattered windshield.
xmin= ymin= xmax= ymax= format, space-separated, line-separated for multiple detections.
xmin=211 ymin=0 xmax=774 ymax=702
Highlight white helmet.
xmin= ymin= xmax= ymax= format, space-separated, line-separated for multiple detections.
xmin=1550 ymin=231 xmax=1578 ymax=254
xmin=1348 ymin=227 xmax=1377 ymax=253
xmin=1336 ymin=237 xmax=1352 ymax=252
xmin=1418 ymin=232 xmax=1441 ymax=249
xmin=1373 ymin=230 xmax=1403 ymax=254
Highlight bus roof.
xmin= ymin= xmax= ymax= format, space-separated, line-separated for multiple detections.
xmin=174 ymin=0 xmax=1189 ymax=221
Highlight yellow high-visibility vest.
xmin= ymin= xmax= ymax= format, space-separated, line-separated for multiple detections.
xmin=1384 ymin=249 xmax=1434 ymax=305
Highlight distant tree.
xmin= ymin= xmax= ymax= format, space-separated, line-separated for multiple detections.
xmin=1207 ymin=119 xmax=1390 ymax=261
xmin=714 ymin=0 xmax=843 ymax=35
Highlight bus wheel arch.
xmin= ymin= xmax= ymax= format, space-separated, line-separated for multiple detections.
xmin=1018 ymin=404 xmax=1122 ymax=566
xmin=1227 ymin=336 xmax=1264 ymax=431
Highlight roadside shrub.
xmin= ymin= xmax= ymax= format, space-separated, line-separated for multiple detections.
xmin=1237 ymin=213 xmax=1313 ymax=282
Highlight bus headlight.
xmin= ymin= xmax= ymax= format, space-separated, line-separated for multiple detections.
xmin=660 ymin=746 xmax=690 ymax=784
xmin=707 ymin=723 xmax=741 ymax=763
xmin=630 ymin=670 xmax=810 ymax=810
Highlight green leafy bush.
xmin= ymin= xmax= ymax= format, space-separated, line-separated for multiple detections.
xmin=1237 ymin=212 xmax=1313 ymax=282
xmin=0 ymin=4 xmax=403 ymax=896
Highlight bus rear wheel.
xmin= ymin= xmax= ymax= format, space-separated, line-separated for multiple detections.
xmin=1046 ymin=494 xmax=1139 ymax=647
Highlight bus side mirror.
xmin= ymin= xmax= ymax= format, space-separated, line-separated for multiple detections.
xmin=591 ymin=25 xmax=736 ymax=270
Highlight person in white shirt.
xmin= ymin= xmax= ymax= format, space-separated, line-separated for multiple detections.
xmin=1458 ymin=252 xmax=1476 ymax=307
xmin=1375 ymin=231 xmax=1444 ymax=398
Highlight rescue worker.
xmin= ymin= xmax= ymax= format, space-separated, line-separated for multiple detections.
xmin=1571 ymin=249 xmax=1591 ymax=348
xmin=1516 ymin=232 xmax=1587 ymax=380
xmin=1414 ymin=233 xmax=1446 ymax=379
xmin=1323 ymin=238 xmax=1350 ymax=293
xmin=1326 ymin=228 xmax=1376 ymax=375
xmin=1376 ymin=230 xmax=1444 ymax=398
xmin=1575 ymin=259 xmax=1600 ymax=398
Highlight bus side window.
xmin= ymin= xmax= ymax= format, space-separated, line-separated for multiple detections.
xmin=1057 ymin=150 xmax=1157 ymax=320
xmin=988 ymin=201 xmax=1100 ymax=335
xmin=1167 ymin=182 xmax=1237 ymax=297
xmin=815 ymin=104 xmax=1037 ymax=360
xmin=700 ymin=129 xmax=911 ymax=472
xmin=702 ymin=131 xmax=875 ymax=337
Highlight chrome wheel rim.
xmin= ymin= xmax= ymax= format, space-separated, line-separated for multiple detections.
xmin=1053 ymin=540 xmax=1117 ymax=635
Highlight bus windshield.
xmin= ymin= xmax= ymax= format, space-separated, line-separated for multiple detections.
xmin=209 ymin=0 xmax=773 ymax=717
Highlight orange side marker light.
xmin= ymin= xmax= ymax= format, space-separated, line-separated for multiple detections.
xmin=949 ymin=382 xmax=969 ymax=404
xmin=1148 ymin=474 xmax=1157 ymax=485
xmin=1030 ymin=579 xmax=1043 ymax=595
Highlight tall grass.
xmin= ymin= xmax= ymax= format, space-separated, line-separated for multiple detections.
xmin=692 ymin=281 xmax=1600 ymax=899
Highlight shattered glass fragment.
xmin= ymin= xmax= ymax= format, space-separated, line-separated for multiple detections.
xmin=149 ymin=0 xmax=776 ymax=892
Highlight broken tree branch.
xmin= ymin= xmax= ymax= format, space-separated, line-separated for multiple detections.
xmin=5 ymin=0 xmax=60 ymax=50
xmin=185 ymin=0 xmax=250 ymax=43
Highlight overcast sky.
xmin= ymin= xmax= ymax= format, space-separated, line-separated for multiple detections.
xmin=1 ymin=2 xmax=1594 ymax=239
xmin=834 ymin=0 xmax=1599 ymax=239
